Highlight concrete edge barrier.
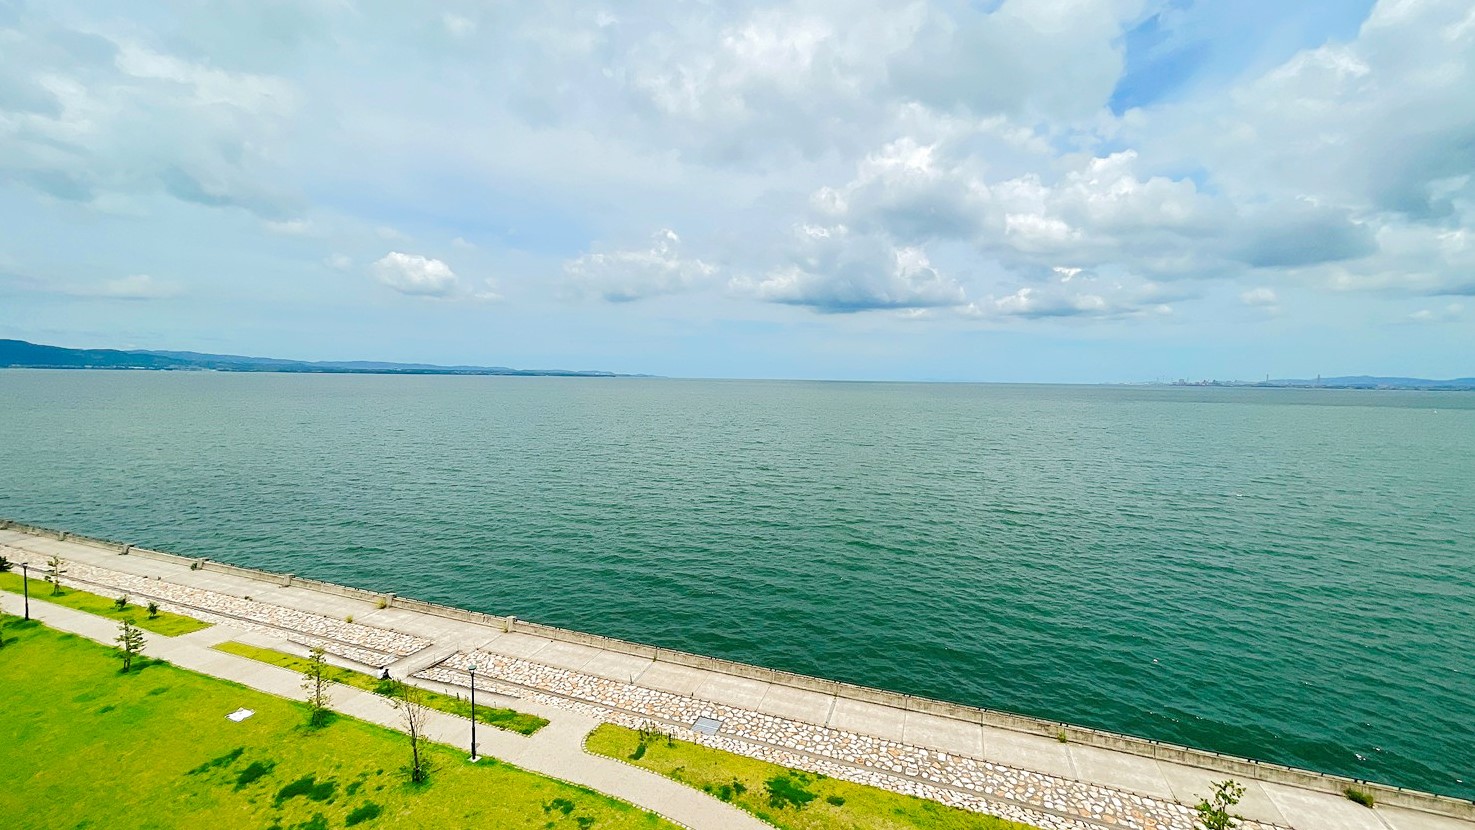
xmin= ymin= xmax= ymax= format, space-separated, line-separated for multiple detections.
xmin=3 ymin=517 xmax=1471 ymax=820
xmin=390 ymin=595 xmax=510 ymax=629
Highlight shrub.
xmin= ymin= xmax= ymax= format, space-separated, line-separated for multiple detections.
xmin=147 ymin=602 xmax=160 ymax=618
xmin=345 ymin=614 xmax=354 ymax=624
xmin=0 ymin=555 xmax=11 ymax=572
xmin=376 ymin=598 xmax=388 ymax=609
xmin=1056 ymin=728 xmax=1068 ymax=744
xmin=1345 ymin=787 xmax=1376 ymax=808
xmin=1194 ymin=779 xmax=1245 ymax=830
xmin=114 ymin=595 xmax=130 ymax=612
xmin=826 ymin=795 xmax=846 ymax=806
xmin=630 ymin=742 xmax=647 ymax=761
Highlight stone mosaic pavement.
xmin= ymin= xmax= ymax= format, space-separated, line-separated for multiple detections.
xmin=1 ymin=547 xmax=430 ymax=666
xmin=419 ymin=651 xmax=1278 ymax=830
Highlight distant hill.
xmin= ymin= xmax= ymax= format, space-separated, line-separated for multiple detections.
xmin=0 ymin=339 xmax=639 ymax=377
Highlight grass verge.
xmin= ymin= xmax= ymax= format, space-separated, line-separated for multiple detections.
xmin=0 ymin=613 xmax=672 ymax=830
xmin=586 ymin=723 xmax=1039 ymax=830
xmin=213 ymin=640 xmax=549 ymax=736
xmin=0 ymin=570 xmax=211 ymax=636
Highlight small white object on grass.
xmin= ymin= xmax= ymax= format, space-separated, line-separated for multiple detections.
xmin=227 ymin=708 xmax=255 ymax=722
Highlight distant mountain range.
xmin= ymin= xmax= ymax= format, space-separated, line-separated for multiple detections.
xmin=0 ymin=339 xmax=642 ymax=377
xmin=1170 ymin=375 xmax=1475 ymax=390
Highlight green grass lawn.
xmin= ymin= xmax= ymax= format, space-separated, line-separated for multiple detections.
xmin=0 ymin=615 xmax=673 ymax=830
xmin=586 ymin=724 xmax=1039 ymax=830
xmin=0 ymin=570 xmax=211 ymax=636
xmin=213 ymin=641 xmax=550 ymax=736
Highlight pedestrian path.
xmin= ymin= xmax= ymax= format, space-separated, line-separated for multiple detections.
xmin=0 ymin=591 xmax=770 ymax=830
xmin=4 ymin=527 xmax=1471 ymax=830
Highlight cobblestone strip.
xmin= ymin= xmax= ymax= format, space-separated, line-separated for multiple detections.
xmin=419 ymin=652 xmax=1285 ymax=830
xmin=2 ymin=548 xmax=431 ymax=666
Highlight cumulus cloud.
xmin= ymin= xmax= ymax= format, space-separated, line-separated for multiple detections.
xmin=890 ymin=0 xmax=1146 ymax=121
xmin=963 ymin=268 xmax=1180 ymax=321
xmin=372 ymin=252 xmax=463 ymax=298
xmin=733 ymin=224 xmax=966 ymax=313
xmin=563 ymin=229 xmax=716 ymax=302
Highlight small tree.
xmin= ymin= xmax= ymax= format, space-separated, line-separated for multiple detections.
xmin=1195 ymin=779 xmax=1245 ymax=830
xmin=388 ymin=680 xmax=431 ymax=784
xmin=115 ymin=619 xmax=146 ymax=672
xmin=147 ymin=602 xmax=160 ymax=619
xmin=0 ymin=554 xmax=12 ymax=572
xmin=114 ymin=595 xmax=129 ymax=612
xmin=46 ymin=556 xmax=67 ymax=596
xmin=301 ymin=646 xmax=332 ymax=726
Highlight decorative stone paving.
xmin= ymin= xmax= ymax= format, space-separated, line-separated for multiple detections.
xmin=418 ymin=651 xmax=1284 ymax=830
xmin=2 ymin=547 xmax=430 ymax=666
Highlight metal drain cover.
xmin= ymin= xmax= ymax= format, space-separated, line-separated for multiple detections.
xmin=692 ymin=716 xmax=723 ymax=735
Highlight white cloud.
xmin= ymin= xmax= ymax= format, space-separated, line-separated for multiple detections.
xmin=71 ymin=274 xmax=180 ymax=300
xmin=443 ymin=13 xmax=478 ymax=39
xmin=1240 ymin=287 xmax=1278 ymax=307
xmin=733 ymin=224 xmax=966 ymax=312
xmin=324 ymin=254 xmax=353 ymax=271
xmin=563 ymin=229 xmax=716 ymax=302
xmin=1407 ymin=303 xmax=1463 ymax=323
xmin=0 ymin=30 xmax=299 ymax=215
xmin=265 ymin=218 xmax=312 ymax=235
xmin=372 ymin=252 xmax=460 ymax=297
xmin=963 ymin=269 xmax=1180 ymax=321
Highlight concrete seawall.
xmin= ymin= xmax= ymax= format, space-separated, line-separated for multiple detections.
xmin=4 ymin=517 xmax=1470 ymax=822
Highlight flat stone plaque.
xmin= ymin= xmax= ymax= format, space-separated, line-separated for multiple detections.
xmin=692 ymin=716 xmax=723 ymax=736
xmin=227 ymin=708 xmax=255 ymax=722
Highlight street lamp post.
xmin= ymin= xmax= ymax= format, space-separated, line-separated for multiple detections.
xmin=468 ymin=664 xmax=479 ymax=762
xmin=19 ymin=562 xmax=29 ymax=620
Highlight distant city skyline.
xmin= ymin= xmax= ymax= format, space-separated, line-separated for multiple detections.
xmin=1 ymin=0 xmax=1471 ymax=383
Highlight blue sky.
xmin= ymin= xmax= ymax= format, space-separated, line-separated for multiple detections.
xmin=1 ymin=0 xmax=1471 ymax=382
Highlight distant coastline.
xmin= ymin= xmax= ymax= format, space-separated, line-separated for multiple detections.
xmin=1160 ymin=375 xmax=1475 ymax=391
xmin=0 ymin=338 xmax=648 ymax=378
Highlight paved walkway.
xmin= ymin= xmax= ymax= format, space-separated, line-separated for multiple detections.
xmin=3 ymin=529 xmax=1472 ymax=830
xmin=0 ymin=590 xmax=769 ymax=830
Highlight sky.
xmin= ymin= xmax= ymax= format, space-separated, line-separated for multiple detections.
xmin=1 ymin=0 xmax=1472 ymax=382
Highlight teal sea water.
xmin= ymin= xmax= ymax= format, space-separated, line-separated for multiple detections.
xmin=1 ymin=371 xmax=1471 ymax=798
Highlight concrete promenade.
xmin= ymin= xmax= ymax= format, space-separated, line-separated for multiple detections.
xmin=2 ymin=526 xmax=1471 ymax=830
xmin=0 ymin=580 xmax=768 ymax=830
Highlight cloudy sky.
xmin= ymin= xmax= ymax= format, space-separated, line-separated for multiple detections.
xmin=2 ymin=0 xmax=1471 ymax=381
